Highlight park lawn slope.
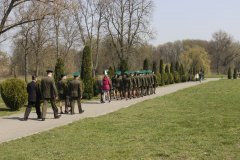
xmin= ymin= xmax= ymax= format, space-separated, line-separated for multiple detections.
xmin=0 ymin=79 xmax=240 ymax=159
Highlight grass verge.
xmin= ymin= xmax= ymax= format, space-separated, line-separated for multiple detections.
xmin=204 ymin=74 xmax=227 ymax=78
xmin=0 ymin=79 xmax=240 ymax=159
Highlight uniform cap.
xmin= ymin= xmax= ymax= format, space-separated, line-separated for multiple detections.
xmin=46 ymin=70 xmax=53 ymax=73
xmin=117 ymin=71 xmax=121 ymax=75
xmin=73 ymin=72 xmax=80 ymax=76
xmin=61 ymin=73 xmax=67 ymax=76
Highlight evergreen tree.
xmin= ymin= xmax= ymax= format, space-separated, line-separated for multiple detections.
xmin=170 ymin=62 xmax=174 ymax=74
xmin=54 ymin=57 xmax=64 ymax=85
xmin=188 ymin=67 xmax=193 ymax=75
xmin=165 ymin=64 xmax=169 ymax=73
xmin=107 ymin=66 xmax=114 ymax=79
xmin=160 ymin=59 xmax=164 ymax=86
xmin=81 ymin=45 xmax=93 ymax=99
xmin=152 ymin=60 xmax=157 ymax=73
xmin=120 ymin=59 xmax=129 ymax=76
xmin=193 ymin=66 xmax=196 ymax=75
xmin=143 ymin=58 xmax=150 ymax=70
xmin=228 ymin=67 xmax=232 ymax=79
xmin=176 ymin=61 xmax=179 ymax=72
xmin=202 ymin=68 xmax=205 ymax=79
xmin=234 ymin=68 xmax=237 ymax=79
xmin=180 ymin=64 xmax=185 ymax=76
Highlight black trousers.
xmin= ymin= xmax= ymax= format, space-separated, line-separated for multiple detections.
xmin=24 ymin=101 xmax=41 ymax=118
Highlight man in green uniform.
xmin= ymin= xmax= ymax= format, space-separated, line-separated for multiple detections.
xmin=146 ymin=70 xmax=152 ymax=96
xmin=68 ymin=72 xmax=84 ymax=114
xmin=130 ymin=72 xmax=137 ymax=98
xmin=147 ymin=70 xmax=153 ymax=95
xmin=139 ymin=71 xmax=145 ymax=97
xmin=115 ymin=71 xmax=123 ymax=100
xmin=152 ymin=71 xmax=158 ymax=94
xmin=58 ymin=73 xmax=68 ymax=114
xmin=134 ymin=71 xmax=140 ymax=98
xmin=143 ymin=71 xmax=148 ymax=96
xmin=112 ymin=73 xmax=117 ymax=99
xmin=41 ymin=70 xmax=59 ymax=121
xmin=123 ymin=72 xmax=132 ymax=100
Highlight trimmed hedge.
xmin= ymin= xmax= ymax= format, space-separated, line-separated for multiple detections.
xmin=174 ymin=71 xmax=180 ymax=83
xmin=93 ymin=77 xmax=98 ymax=97
xmin=168 ymin=73 xmax=174 ymax=84
xmin=182 ymin=75 xmax=188 ymax=82
xmin=156 ymin=73 xmax=161 ymax=86
xmin=164 ymin=73 xmax=168 ymax=85
xmin=1 ymin=78 xmax=28 ymax=110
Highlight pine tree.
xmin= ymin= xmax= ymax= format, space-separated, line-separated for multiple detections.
xmin=180 ymin=64 xmax=185 ymax=76
xmin=160 ymin=59 xmax=164 ymax=86
xmin=152 ymin=60 xmax=157 ymax=73
xmin=143 ymin=58 xmax=149 ymax=70
xmin=170 ymin=62 xmax=174 ymax=74
xmin=176 ymin=61 xmax=179 ymax=72
xmin=234 ymin=68 xmax=237 ymax=79
xmin=228 ymin=67 xmax=232 ymax=79
xmin=188 ymin=68 xmax=193 ymax=75
xmin=108 ymin=66 xmax=114 ymax=79
xmin=165 ymin=65 xmax=169 ymax=73
xmin=81 ymin=45 xmax=93 ymax=99
xmin=54 ymin=57 xmax=64 ymax=85
xmin=120 ymin=59 xmax=129 ymax=76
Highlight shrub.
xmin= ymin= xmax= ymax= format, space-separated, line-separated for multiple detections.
xmin=152 ymin=60 xmax=157 ymax=73
xmin=174 ymin=71 xmax=180 ymax=83
xmin=234 ymin=68 xmax=237 ymax=79
xmin=176 ymin=61 xmax=179 ymax=72
xmin=66 ymin=78 xmax=85 ymax=95
xmin=156 ymin=72 xmax=161 ymax=86
xmin=165 ymin=65 xmax=169 ymax=73
xmin=81 ymin=45 xmax=93 ymax=99
xmin=107 ymin=66 xmax=114 ymax=79
xmin=168 ymin=73 xmax=174 ymax=84
xmin=164 ymin=73 xmax=168 ymax=85
xmin=182 ymin=75 xmax=188 ymax=82
xmin=54 ymin=57 xmax=65 ymax=86
xmin=193 ymin=66 xmax=196 ymax=75
xmin=228 ymin=67 xmax=232 ymax=79
xmin=143 ymin=58 xmax=149 ymax=70
xmin=92 ymin=77 xmax=99 ymax=97
xmin=160 ymin=59 xmax=164 ymax=86
xmin=1 ymin=78 xmax=28 ymax=110
xmin=120 ymin=59 xmax=129 ymax=76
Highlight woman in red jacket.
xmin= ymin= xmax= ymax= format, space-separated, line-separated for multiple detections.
xmin=102 ymin=75 xmax=111 ymax=103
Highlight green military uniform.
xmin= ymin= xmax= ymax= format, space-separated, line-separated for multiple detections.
xmin=115 ymin=76 xmax=123 ymax=93
xmin=112 ymin=76 xmax=116 ymax=91
xmin=68 ymin=72 xmax=83 ymax=114
xmin=58 ymin=79 xmax=67 ymax=100
xmin=150 ymin=73 xmax=154 ymax=94
xmin=152 ymin=73 xmax=158 ymax=94
xmin=123 ymin=75 xmax=132 ymax=92
xmin=139 ymin=72 xmax=145 ymax=97
xmin=143 ymin=73 xmax=148 ymax=96
xmin=131 ymin=74 xmax=136 ymax=91
xmin=41 ymin=71 xmax=58 ymax=119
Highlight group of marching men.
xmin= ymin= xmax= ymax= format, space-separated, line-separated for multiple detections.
xmin=111 ymin=70 xmax=158 ymax=100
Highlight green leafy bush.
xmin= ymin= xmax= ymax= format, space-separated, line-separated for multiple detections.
xmin=228 ymin=67 xmax=232 ymax=79
xmin=120 ymin=59 xmax=129 ymax=76
xmin=160 ymin=59 xmax=164 ymax=86
xmin=164 ymin=73 xmax=168 ymax=85
xmin=143 ymin=58 xmax=149 ymax=70
xmin=66 ymin=78 xmax=85 ymax=95
xmin=174 ymin=71 xmax=180 ymax=83
xmin=234 ymin=68 xmax=237 ymax=79
xmin=168 ymin=73 xmax=174 ymax=84
xmin=54 ymin=57 xmax=65 ymax=86
xmin=107 ymin=66 xmax=114 ymax=79
xmin=1 ymin=78 xmax=28 ymax=110
xmin=152 ymin=60 xmax=157 ymax=73
xmin=156 ymin=73 xmax=161 ymax=86
xmin=92 ymin=77 xmax=99 ymax=97
xmin=182 ymin=75 xmax=188 ymax=82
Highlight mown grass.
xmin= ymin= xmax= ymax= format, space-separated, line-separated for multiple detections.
xmin=204 ymin=74 xmax=227 ymax=78
xmin=0 ymin=79 xmax=240 ymax=159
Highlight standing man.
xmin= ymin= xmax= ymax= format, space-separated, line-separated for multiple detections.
xmin=123 ymin=72 xmax=132 ymax=100
xmin=130 ymin=72 xmax=137 ymax=98
xmin=58 ymin=73 xmax=68 ymax=114
xmin=199 ymin=72 xmax=203 ymax=83
xmin=41 ymin=70 xmax=59 ymax=121
xmin=112 ymin=73 xmax=117 ymax=99
xmin=139 ymin=71 xmax=145 ymax=97
xmin=68 ymin=72 xmax=84 ymax=114
xmin=23 ymin=75 xmax=42 ymax=120
xmin=152 ymin=71 xmax=158 ymax=94
xmin=115 ymin=71 xmax=123 ymax=100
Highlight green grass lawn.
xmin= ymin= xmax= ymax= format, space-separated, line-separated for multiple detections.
xmin=0 ymin=79 xmax=240 ymax=159
xmin=204 ymin=74 xmax=227 ymax=78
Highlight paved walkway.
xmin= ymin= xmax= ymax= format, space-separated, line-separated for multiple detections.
xmin=0 ymin=78 xmax=220 ymax=144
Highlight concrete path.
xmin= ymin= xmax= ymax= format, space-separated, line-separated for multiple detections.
xmin=0 ymin=78 xmax=220 ymax=144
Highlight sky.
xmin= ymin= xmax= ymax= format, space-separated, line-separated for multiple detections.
xmin=1 ymin=0 xmax=240 ymax=54
xmin=151 ymin=0 xmax=240 ymax=46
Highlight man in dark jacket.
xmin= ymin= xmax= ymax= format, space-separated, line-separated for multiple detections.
xmin=68 ymin=72 xmax=83 ymax=114
xmin=23 ymin=75 xmax=42 ymax=120
xmin=41 ymin=70 xmax=59 ymax=121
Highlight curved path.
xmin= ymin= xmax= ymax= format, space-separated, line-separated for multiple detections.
xmin=0 ymin=78 xmax=220 ymax=144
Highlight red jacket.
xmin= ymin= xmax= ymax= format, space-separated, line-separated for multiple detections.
xmin=102 ymin=77 xmax=111 ymax=90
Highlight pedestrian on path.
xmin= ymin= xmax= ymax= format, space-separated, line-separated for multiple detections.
xmin=23 ymin=75 xmax=42 ymax=121
xmin=102 ymin=74 xmax=111 ymax=103
xmin=58 ymin=73 xmax=68 ymax=114
xmin=195 ymin=72 xmax=199 ymax=82
xmin=68 ymin=72 xmax=84 ymax=114
xmin=199 ymin=72 xmax=203 ymax=83
xmin=97 ymin=75 xmax=103 ymax=103
xmin=41 ymin=70 xmax=59 ymax=121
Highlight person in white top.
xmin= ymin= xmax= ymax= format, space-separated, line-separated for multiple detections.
xmin=195 ymin=73 xmax=199 ymax=82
